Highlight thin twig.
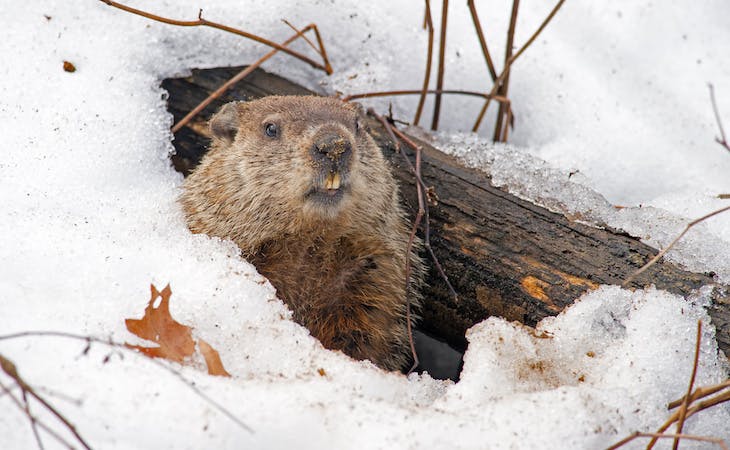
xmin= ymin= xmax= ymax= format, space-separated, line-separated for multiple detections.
xmin=648 ymin=387 xmax=730 ymax=450
xmin=370 ymin=110 xmax=422 ymax=374
xmin=343 ymin=89 xmax=510 ymax=104
xmin=172 ymin=24 xmax=322 ymax=133
xmin=0 ymin=380 xmax=76 ymax=450
xmin=377 ymin=113 xmax=459 ymax=303
xmin=389 ymin=128 xmax=459 ymax=303
xmin=709 ymin=84 xmax=729 ymax=152
xmin=0 ymin=331 xmax=253 ymax=433
xmin=0 ymin=354 xmax=93 ymax=450
xmin=501 ymin=102 xmax=514 ymax=142
xmin=430 ymin=0 xmax=449 ymax=130
xmin=22 ymin=389 xmax=45 ymax=450
xmin=668 ymin=379 xmax=730 ymax=410
xmin=673 ymin=320 xmax=702 ymax=450
xmin=405 ymin=188 xmax=424 ymax=374
xmin=467 ymin=0 xmax=498 ymax=82
xmin=173 ymin=53 xmax=273 ymax=133
xmin=686 ymin=388 xmax=730 ymax=415
xmin=414 ymin=0 xmax=434 ymax=126
xmin=493 ymin=0 xmax=519 ymax=142
xmin=98 ymin=0 xmax=331 ymax=74
xmin=472 ymin=0 xmax=566 ymax=133
xmin=369 ymin=108 xmax=462 ymax=371
xmin=609 ymin=321 xmax=730 ymax=450
xmin=308 ymin=24 xmax=332 ymax=74
xmin=622 ymin=205 xmax=730 ymax=287
xmin=281 ymin=19 xmax=319 ymax=55
xmin=32 ymin=386 xmax=83 ymax=407
xmin=608 ymin=431 xmax=729 ymax=450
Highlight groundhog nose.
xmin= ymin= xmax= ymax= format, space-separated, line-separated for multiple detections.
xmin=314 ymin=134 xmax=352 ymax=160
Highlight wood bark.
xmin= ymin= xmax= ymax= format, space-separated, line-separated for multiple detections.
xmin=162 ymin=66 xmax=730 ymax=360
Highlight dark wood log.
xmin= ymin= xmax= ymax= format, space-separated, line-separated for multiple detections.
xmin=161 ymin=66 xmax=730 ymax=366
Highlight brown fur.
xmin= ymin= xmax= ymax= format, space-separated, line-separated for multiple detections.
xmin=180 ymin=96 xmax=422 ymax=371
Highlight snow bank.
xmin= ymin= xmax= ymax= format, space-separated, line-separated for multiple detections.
xmin=1 ymin=1 xmax=729 ymax=449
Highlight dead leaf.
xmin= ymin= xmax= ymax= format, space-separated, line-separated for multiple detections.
xmin=63 ymin=61 xmax=76 ymax=73
xmin=199 ymin=339 xmax=231 ymax=377
xmin=125 ymin=284 xmax=231 ymax=376
xmin=125 ymin=284 xmax=195 ymax=363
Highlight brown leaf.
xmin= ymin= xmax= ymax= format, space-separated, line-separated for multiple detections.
xmin=199 ymin=339 xmax=231 ymax=377
xmin=63 ymin=61 xmax=76 ymax=73
xmin=125 ymin=284 xmax=232 ymax=376
xmin=125 ymin=284 xmax=195 ymax=363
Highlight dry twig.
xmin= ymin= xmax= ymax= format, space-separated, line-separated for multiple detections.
xmin=607 ymin=320 xmax=730 ymax=450
xmin=343 ymin=88 xmax=510 ymax=106
xmin=21 ymin=388 xmax=44 ymax=450
xmin=351 ymin=1 xmax=560 ymax=142
xmin=368 ymin=108 xmax=460 ymax=373
xmin=472 ymin=0 xmax=566 ymax=133
xmin=172 ymin=23 xmax=329 ymax=132
xmin=672 ymin=320 xmax=702 ymax=450
xmin=492 ymin=0 xmax=520 ymax=142
xmin=414 ymin=0 xmax=435 ymax=126
xmin=0 ymin=353 xmax=93 ymax=450
xmin=622 ymin=205 xmax=730 ymax=287
xmin=431 ymin=0 xmax=449 ymax=130
xmin=370 ymin=110 xmax=424 ymax=374
xmin=649 ymin=384 xmax=730 ymax=449
xmin=625 ymin=84 xmax=730 ymax=286
xmin=607 ymin=432 xmax=729 ymax=450
xmin=709 ymin=84 xmax=729 ymax=152
xmin=467 ymin=0 xmax=498 ymax=82
xmin=0 ymin=379 xmax=78 ymax=450
xmin=0 ymin=331 xmax=253 ymax=434
xmin=668 ymin=379 xmax=730 ymax=410
xmin=386 ymin=125 xmax=459 ymax=306
xmin=99 ymin=1 xmax=332 ymax=134
xmin=98 ymin=0 xmax=331 ymax=74
xmin=644 ymin=322 xmax=727 ymax=449
xmin=375 ymin=116 xmax=458 ymax=302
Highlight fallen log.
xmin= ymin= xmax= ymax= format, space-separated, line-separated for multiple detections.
xmin=162 ymin=66 xmax=730 ymax=370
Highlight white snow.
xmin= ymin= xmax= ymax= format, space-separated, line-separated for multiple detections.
xmin=1 ymin=1 xmax=729 ymax=449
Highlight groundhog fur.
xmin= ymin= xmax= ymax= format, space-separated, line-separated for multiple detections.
xmin=180 ymin=96 xmax=423 ymax=371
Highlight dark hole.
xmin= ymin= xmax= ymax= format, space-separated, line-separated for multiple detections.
xmin=412 ymin=328 xmax=464 ymax=382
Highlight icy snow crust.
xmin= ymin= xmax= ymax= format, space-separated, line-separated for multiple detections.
xmin=2 ymin=1 xmax=729 ymax=449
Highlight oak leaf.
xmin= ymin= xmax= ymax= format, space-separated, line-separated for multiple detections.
xmin=125 ymin=284 xmax=230 ymax=377
xmin=199 ymin=339 xmax=231 ymax=377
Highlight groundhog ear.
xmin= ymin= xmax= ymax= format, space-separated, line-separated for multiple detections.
xmin=348 ymin=101 xmax=366 ymax=117
xmin=209 ymin=102 xmax=241 ymax=144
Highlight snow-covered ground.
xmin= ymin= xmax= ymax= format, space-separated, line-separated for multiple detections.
xmin=2 ymin=1 xmax=729 ymax=449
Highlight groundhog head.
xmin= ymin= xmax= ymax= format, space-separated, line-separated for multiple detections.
xmin=208 ymin=96 xmax=377 ymax=222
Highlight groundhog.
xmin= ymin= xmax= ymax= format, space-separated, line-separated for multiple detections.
xmin=180 ymin=96 xmax=422 ymax=371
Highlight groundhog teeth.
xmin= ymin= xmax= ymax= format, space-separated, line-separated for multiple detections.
xmin=326 ymin=172 xmax=341 ymax=190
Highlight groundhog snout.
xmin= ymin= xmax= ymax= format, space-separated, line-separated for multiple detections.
xmin=310 ymin=132 xmax=353 ymax=169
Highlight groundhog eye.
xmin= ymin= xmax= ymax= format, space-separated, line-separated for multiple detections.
xmin=264 ymin=122 xmax=279 ymax=138
xmin=355 ymin=119 xmax=361 ymax=132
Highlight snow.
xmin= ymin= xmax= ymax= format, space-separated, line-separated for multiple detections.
xmin=1 ymin=1 xmax=729 ymax=449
